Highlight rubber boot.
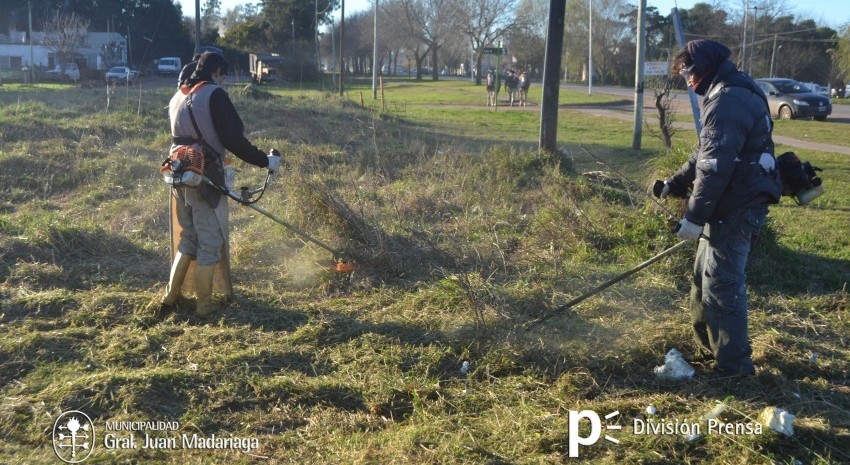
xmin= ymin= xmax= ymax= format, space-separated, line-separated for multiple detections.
xmin=162 ymin=252 xmax=192 ymax=306
xmin=194 ymin=264 xmax=216 ymax=318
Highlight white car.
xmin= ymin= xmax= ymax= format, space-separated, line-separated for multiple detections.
xmin=105 ymin=66 xmax=139 ymax=84
xmin=46 ymin=63 xmax=80 ymax=82
xmin=157 ymin=57 xmax=182 ymax=76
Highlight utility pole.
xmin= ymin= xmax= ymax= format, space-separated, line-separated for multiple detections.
xmin=494 ymin=41 xmax=502 ymax=112
xmin=749 ymin=6 xmax=758 ymax=75
xmin=28 ymin=0 xmax=34 ymax=84
xmin=672 ymin=8 xmax=701 ymax=136
xmin=769 ymin=35 xmax=780 ymax=77
xmin=127 ymin=25 xmax=132 ymax=65
xmin=194 ymin=0 xmax=201 ymax=53
xmin=372 ymin=0 xmax=379 ymax=99
xmin=539 ymin=0 xmax=566 ymax=155
xmin=588 ymin=0 xmax=592 ymax=95
xmin=741 ymin=0 xmax=749 ymax=69
xmin=315 ymin=0 xmax=320 ymax=73
xmin=339 ymin=0 xmax=345 ymax=96
xmin=632 ymin=0 xmax=646 ymax=150
xmin=330 ymin=16 xmax=336 ymax=87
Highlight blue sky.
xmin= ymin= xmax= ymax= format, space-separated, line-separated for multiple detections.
xmin=179 ymin=0 xmax=848 ymax=32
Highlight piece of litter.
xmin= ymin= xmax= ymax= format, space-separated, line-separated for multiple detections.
xmin=701 ymin=402 xmax=727 ymax=422
xmin=654 ymin=349 xmax=695 ymax=380
xmin=646 ymin=405 xmax=657 ymax=415
xmin=460 ymin=361 xmax=470 ymax=375
xmin=808 ymin=353 xmax=818 ymax=365
xmin=758 ymin=407 xmax=795 ymax=437
xmin=685 ymin=433 xmax=701 ymax=442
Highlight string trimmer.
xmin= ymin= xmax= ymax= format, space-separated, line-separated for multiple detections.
xmin=213 ymin=173 xmax=356 ymax=272
xmin=524 ymin=239 xmax=692 ymax=330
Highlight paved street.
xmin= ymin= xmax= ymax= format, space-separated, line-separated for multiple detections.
xmin=561 ymin=83 xmax=850 ymax=155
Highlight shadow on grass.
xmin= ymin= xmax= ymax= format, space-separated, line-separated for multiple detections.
xmin=0 ymin=225 xmax=162 ymax=296
xmin=749 ymin=226 xmax=850 ymax=294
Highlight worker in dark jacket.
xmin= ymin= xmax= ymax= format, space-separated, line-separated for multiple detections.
xmin=655 ymin=40 xmax=782 ymax=376
xmin=178 ymin=53 xmax=201 ymax=87
xmin=163 ymin=51 xmax=280 ymax=317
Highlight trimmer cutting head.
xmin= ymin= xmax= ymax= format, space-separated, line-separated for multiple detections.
xmin=333 ymin=261 xmax=356 ymax=273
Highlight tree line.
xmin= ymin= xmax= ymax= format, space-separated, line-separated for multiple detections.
xmin=3 ymin=0 xmax=849 ymax=88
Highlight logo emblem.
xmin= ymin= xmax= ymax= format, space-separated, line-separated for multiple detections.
xmin=52 ymin=410 xmax=95 ymax=463
xmin=568 ymin=410 xmax=621 ymax=457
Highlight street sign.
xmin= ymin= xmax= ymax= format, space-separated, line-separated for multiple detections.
xmin=483 ymin=47 xmax=507 ymax=55
xmin=644 ymin=61 xmax=670 ymax=76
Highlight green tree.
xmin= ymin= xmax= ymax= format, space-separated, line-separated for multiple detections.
xmin=833 ymin=26 xmax=850 ymax=93
xmin=260 ymin=0 xmax=339 ymax=50
xmin=218 ymin=20 xmax=266 ymax=52
xmin=201 ymin=0 xmax=222 ymax=45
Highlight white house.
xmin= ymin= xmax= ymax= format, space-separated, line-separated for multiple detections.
xmin=0 ymin=28 xmax=127 ymax=73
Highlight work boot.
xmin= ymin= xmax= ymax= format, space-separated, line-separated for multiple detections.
xmin=162 ymin=252 xmax=192 ymax=306
xmin=194 ymin=264 xmax=216 ymax=318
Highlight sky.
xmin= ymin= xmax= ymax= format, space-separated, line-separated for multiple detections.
xmin=176 ymin=0 xmax=849 ymax=32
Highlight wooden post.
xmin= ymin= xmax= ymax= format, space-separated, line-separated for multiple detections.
xmin=359 ymin=91 xmax=364 ymax=108
xmin=631 ymin=0 xmax=646 ymax=150
xmin=380 ymin=74 xmax=386 ymax=112
xmin=539 ymin=0 xmax=566 ymax=154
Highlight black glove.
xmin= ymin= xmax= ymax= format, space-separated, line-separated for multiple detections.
xmin=652 ymin=179 xmax=671 ymax=198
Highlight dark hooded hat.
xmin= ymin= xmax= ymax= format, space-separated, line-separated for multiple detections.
xmin=684 ymin=40 xmax=732 ymax=95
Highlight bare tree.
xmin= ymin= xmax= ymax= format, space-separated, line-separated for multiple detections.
xmin=383 ymin=0 xmax=431 ymax=79
xmin=380 ymin=0 xmax=408 ymax=75
xmin=454 ymin=0 xmax=517 ymax=85
xmin=400 ymin=0 xmax=456 ymax=80
xmin=42 ymin=11 xmax=90 ymax=73
xmin=510 ymin=0 xmax=547 ymax=79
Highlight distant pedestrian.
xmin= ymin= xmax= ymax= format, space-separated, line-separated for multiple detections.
xmin=178 ymin=53 xmax=202 ymax=87
xmin=505 ymin=69 xmax=519 ymax=106
xmin=486 ymin=69 xmax=496 ymax=107
xmin=518 ymin=70 xmax=530 ymax=106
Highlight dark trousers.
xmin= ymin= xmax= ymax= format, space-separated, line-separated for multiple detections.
xmin=690 ymin=205 xmax=767 ymax=375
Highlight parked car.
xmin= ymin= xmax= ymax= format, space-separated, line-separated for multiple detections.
xmin=830 ymin=83 xmax=850 ymax=98
xmin=157 ymin=57 xmax=182 ymax=76
xmin=755 ymin=78 xmax=831 ymax=121
xmin=105 ymin=66 xmax=139 ymax=84
xmin=45 ymin=63 xmax=80 ymax=82
xmin=802 ymin=82 xmax=829 ymax=97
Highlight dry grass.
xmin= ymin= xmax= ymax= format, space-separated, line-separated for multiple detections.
xmin=0 ymin=80 xmax=847 ymax=464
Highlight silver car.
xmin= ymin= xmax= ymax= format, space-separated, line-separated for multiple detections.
xmin=105 ymin=66 xmax=139 ymax=84
xmin=755 ymin=78 xmax=831 ymax=121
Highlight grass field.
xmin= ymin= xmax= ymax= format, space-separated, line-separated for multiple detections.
xmin=0 ymin=77 xmax=848 ymax=464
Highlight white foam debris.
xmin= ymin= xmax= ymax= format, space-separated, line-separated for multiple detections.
xmin=654 ymin=349 xmax=695 ymax=380
xmin=759 ymin=407 xmax=795 ymax=437
xmin=646 ymin=405 xmax=657 ymax=415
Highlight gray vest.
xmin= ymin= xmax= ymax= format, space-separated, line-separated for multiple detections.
xmin=168 ymin=83 xmax=227 ymax=207
xmin=169 ymin=83 xmax=226 ymax=158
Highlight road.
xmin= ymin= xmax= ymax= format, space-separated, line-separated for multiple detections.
xmin=561 ymin=84 xmax=850 ymax=155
